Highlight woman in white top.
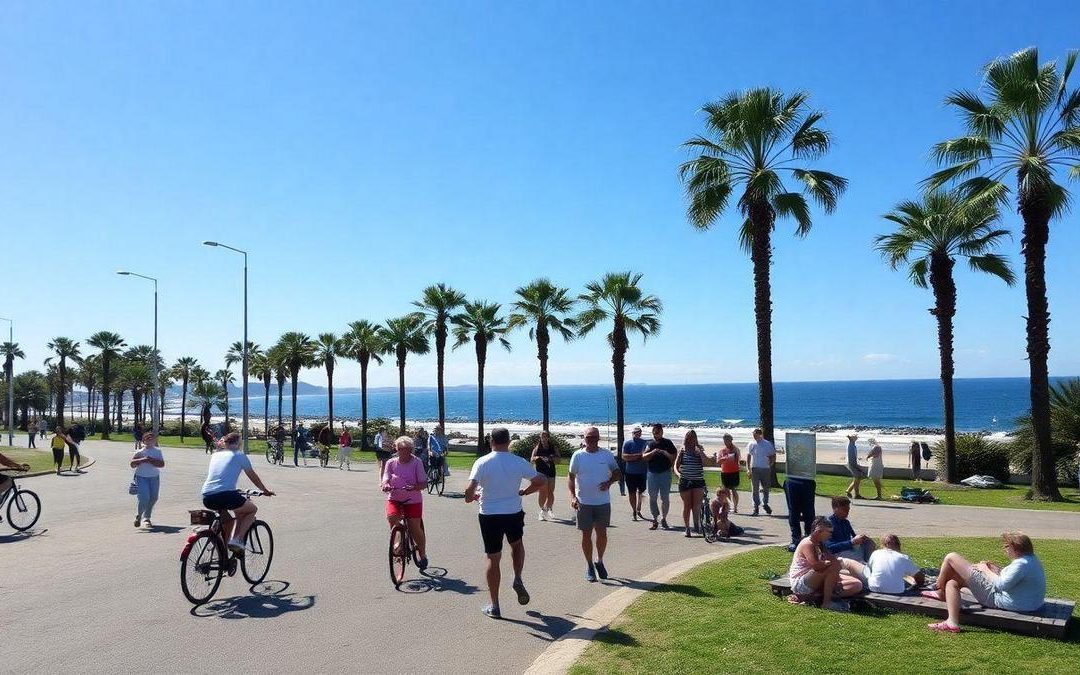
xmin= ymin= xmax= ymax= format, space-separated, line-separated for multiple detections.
xmin=130 ymin=432 xmax=166 ymax=529
xmin=865 ymin=439 xmax=884 ymax=500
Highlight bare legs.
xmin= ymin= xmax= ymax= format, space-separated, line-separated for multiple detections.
xmin=580 ymin=526 xmax=607 ymax=564
xmin=387 ymin=514 xmax=426 ymax=559
xmin=679 ymin=488 xmax=703 ymax=534
xmin=537 ymin=478 xmax=555 ymax=512
xmin=872 ymin=478 xmax=883 ymax=500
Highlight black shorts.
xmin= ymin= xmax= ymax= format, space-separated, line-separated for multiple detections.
xmin=478 ymin=511 xmax=525 ymax=555
xmin=678 ymin=478 xmax=707 ymax=492
xmin=721 ymin=472 xmax=740 ymax=489
xmin=52 ymin=447 xmax=65 ymax=464
xmin=624 ymin=473 xmax=647 ymax=494
xmin=202 ymin=490 xmax=247 ymax=512
xmin=375 ymin=450 xmax=393 ymax=462
xmin=535 ymin=460 xmax=556 ymax=479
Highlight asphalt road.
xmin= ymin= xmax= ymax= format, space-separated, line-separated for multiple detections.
xmin=2 ymin=440 xmax=1078 ymax=674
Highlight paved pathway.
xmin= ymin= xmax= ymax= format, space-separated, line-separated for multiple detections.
xmin=2 ymin=440 xmax=1077 ymax=674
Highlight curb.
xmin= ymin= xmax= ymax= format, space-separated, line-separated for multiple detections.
xmin=523 ymin=544 xmax=767 ymax=675
xmin=17 ymin=456 xmax=96 ymax=479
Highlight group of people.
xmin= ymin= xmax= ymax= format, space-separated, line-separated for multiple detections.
xmin=48 ymin=424 xmax=85 ymax=474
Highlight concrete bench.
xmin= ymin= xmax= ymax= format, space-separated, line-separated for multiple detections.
xmin=768 ymin=576 xmax=1074 ymax=639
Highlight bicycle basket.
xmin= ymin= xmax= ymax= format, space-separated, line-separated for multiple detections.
xmin=189 ymin=509 xmax=216 ymax=526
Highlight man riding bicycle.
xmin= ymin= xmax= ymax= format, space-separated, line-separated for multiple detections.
xmin=428 ymin=429 xmax=449 ymax=479
xmin=201 ymin=432 xmax=275 ymax=555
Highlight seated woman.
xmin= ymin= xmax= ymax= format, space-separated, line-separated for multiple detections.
xmin=788 ymin=516 xmax=864 ymax=611
xmin=709 ymin=487 xmax=744 ymax=538
xmin=923 ymin=531 xmax=1046 ymax=633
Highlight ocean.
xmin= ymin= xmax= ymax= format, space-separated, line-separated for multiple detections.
xmin=223 ymin=377 xmax=1073 ymax=433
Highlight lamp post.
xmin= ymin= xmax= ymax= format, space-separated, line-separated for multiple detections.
xmin=0 ymin=317 xmax=13 ymax=446
xmin=116 ymin=272 xmax=159 ymax=436
xmin=203 ymin=241 xmax=248 ymax=453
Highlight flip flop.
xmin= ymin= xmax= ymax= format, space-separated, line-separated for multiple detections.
xmin=920 ymin=590 xmax=944 ymax=601
xmin=927 ymin=621 xmax=961 ymax=633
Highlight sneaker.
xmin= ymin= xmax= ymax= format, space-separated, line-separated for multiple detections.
xmin=632 ymin=511 xmax=638 ymax=522
xmin=538 ymin=510 xmax=546 ymax=522
xmin=482 ymin=604 xmax=501 ymax=619
xmin=228 ymin=539 xmax=245 ymax=557
xmin=763 ymin=504 xmax=772 ymax=515
xmin=752 ymin=508 xmax=759 ymax=516
xmin=143 ymin=519 xmax=152 ymax=529
xmin=418 ymin=557 xmax=429 ymax=571
xmin=547 ymin=509 xmax=556 ymax=520
xmin=684 ymin=527 xmax=692 ymax=538
xmin=594 ymin=561 xmax=608 ymax=580
xmin=649 ymin=519 xmax=659 ymax=531
xmin=660 ymin=519 xmax=669 ymax=530
xmin=512 ymin=579 xmax=530 ymax=605
xmin=585 ymin=565 xmax=597 ymax=583
xmin=786 ymin=543 xmax=798 ymax=553
xmin=133 ymin=515 xmax=141 ymax=528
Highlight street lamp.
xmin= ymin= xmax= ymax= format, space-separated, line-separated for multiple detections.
xmin=0 ymin=317 xmax=13 ymax=446
xmin=116 ymin=271 xmax=160 ymax=436
xmin=203 ymin=241 xmax=249 ymax=453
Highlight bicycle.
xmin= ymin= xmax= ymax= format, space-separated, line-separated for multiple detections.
xmin=318 ymin=443 xmax=330 ymax=468
xmin=426 ymin=456 xmax=446 ymax=496
xmin=265 ymin=439 xmax=285 ymax=465
xmin=699 ymin=491 xmax=717 ymax=543
xmin=0 ymin=470 xmax=41 ymax=532
xmin=179 ymin=491 xmax=274 ymax=605
xmin=387 ymin=499 xmax=424 ymax=588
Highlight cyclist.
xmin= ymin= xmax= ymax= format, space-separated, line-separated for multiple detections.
xmin=201 ymin=432 xmax=275 ymax=555
xmin=431 ymin=424 xmax=451 ymax=476
xmin=0 ymin=451 xmax=31 ymax=499
xmin=381 ymin=435 xmax=428 ymax=570
xmin=428 ymin=429 xmax=449 ymax=480
xmin=294 ymin=423 xmax=311 ymax=466
xmin=413 ymin=428 xmax=430 ymax=472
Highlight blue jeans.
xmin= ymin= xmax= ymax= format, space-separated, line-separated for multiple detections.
xmin=646 ymin=470 xmax=672 ymax=520
xmin=135 ymin=475 xmax=160 ymax=520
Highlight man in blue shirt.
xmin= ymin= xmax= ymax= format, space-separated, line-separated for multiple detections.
xmin=825 ymin=495 xmax=875 ymax=562
xmin=621 ymin=427 xmax=649 ymax=521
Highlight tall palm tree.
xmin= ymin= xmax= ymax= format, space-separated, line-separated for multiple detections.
xmin=576 ymin=272 xmax=662 ymax=458
xmin=45 ymin=337 xmax=82 ymax=426
xmin=124 ymin=345 xmax=156 ymax=428
xmin=275 ymin=332 xmax=316 ymax=443
xmin=2 ymin=342 xmax=24 ymax=429
xmin=314 ymin=333 xmax=343 ymax=432
xmin=215 ymin=368 xmax=236 ymax=431
xmin=189 ymin=380 xmax=225 ymax=424
xmin=413 ymin=284 xmax=467 ymax=432
xmin=75 ymin=355 xmax=99 ymax=425
xmin=343 ymin=320 xmax=385 ymax=450
xmin=171 ymin=356 xmax=198 ymax=440
xmin=507 ymin=279 xmax=577 ymax=432
xmin=249 ymin=351 xmax=272 ymax=441
xmin=382 ymin=315 xmax=430 ymax=435
xmin=267 ymin=345 xmax=288 ymax=428
xmin=226 ymin=340 xmax=260 ymax=425
xmin=87 ymin=332 xmax=126 ymax=438
xmin=925 ymin=47 xmax=1080 ymax=501
xmin=680 ymin=88 xmax=846 ymax=446
xmin=453 ymin=301 xmax=511 ymax=452
xmin=875 ymin=191 xmax=1015 ymax=483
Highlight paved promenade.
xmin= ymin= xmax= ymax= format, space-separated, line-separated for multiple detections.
xmin=2 ymin=439 xmax=1077 ymax=674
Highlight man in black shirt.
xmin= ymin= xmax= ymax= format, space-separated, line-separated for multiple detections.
xmin=642 ymin=423 xmax=676 ymax=530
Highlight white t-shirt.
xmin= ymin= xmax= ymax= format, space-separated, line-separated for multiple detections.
xmin=864 ymin=548 xmax=920 ymax=594
xmin=746 ymin=439 xmax=776 ymax=469
xmin=133 ymin=446 xmax=164 ymax=478
xmin=568 ymin=448 xmax=620 ymax=506
xmin=468 ymin=450 xmax=540 ymax=515
xmin=201 ymin=450 xmax=253 ymax=496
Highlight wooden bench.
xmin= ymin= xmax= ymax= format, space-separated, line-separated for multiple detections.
xmin=768 ymin=576 xmax=1074 ymax=639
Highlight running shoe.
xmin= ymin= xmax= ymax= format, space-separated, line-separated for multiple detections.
xmin=418 ymin=557 xmax=429 ymax=571
xmin=594 ymin=561 xmax=608 ymax=580
xmin=482 ymin=604 xmax=502 ymax=619
xmin=763 ymin=504 xmax=772 ymax=515
xmin=649 ymin=519 xmax=659 ymax=531
xmin=538 ymin=510 xmax=546 ymax=522
xmin=585 ymin=565 xmax=597 ymax=583
xmin=133 ymin=514 xmax=141 ymax=528
xmin=547 ymin=509 xmax=556 ymax=520
xmin=512 ymin=579 xmax=530 ymax=605
xmin=660 ymin=519 xmax=669 ymax=530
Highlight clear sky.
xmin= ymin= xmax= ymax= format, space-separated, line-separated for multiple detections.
xmin=2 ymin=1 xmax=1078 ymax=390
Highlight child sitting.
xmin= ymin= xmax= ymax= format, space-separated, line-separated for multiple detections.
xmin=710 ymin=487 xmax=745 ymax=538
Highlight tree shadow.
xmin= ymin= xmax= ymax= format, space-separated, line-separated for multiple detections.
xmin=190 ymin=580 xmax=315 ymax=619
xmin=0 ymin=528 xmax=48 ymax=543
xmin=592 ymin=628 xmax=639 ymax=647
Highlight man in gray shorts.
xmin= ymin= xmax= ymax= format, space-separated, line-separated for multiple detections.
xmin=568 ymin=426 xmax=622 ymax=583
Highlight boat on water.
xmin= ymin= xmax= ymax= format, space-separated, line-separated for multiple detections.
xmin=678 ymin=419 xmax=707 ymax=425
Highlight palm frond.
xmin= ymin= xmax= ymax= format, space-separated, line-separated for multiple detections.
xmin=792 ymin=169 xmax=847 ymax=213
xmin=772 ymin=192 xmax=812 ymax=236
xmin=967 ymin=253 xmax=1016 ymax=285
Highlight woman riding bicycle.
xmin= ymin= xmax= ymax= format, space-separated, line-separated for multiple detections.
xmin=201 ymin=432 xmax=275 ymax=555
xmin=381 ymin=436 xmax=428 ymax=570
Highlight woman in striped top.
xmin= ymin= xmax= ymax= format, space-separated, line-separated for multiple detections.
xmin=675 ymin=429 xmax=714 ymax=538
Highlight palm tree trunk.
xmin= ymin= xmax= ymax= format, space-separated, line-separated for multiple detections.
xmin=476 ymin=338 xmax=486 ymax=453
xmin=263 ymin=380 xmax=270 ymax=441
xmin=57 ymin=362 xmax=67 ymax=426
xmin=180 ymin=378 xmax=188 ymax=441
xmin=538 ymin=329 xmax=550 ymax=432
xmin=397 ymin=350 xmax=407 ymax=435
xmin=290 ymin=372 xmax=299 ymax=444
xmin=436 ymin=320 xmax=447 ymax=431
xmin=1019 ymin=207 xmax=1060 ymax=500
xmin=327 ymin=366 xmax=334 ymax=433
xmin=612 ymin=323 xmax=627 ymax=459
xmin=749 ymin=209 xmax=779 ymax=486
xmin=360 ymin=356 xmax=369 ymax=450
xmin=101 ymin=361 xmax=112 ymax=439
xmin=930 ymin=254 xmax=958 ymax=483
xmin=222 ymin=378 xmax=230 ymax=432
xmin=276 ymin=379 xmax=284 ymax=427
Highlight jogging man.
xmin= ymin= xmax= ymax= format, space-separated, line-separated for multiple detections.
xmin=465 ymin=427 xmax=547 ymax=619
xmin=621 ymin=427 xmax=648 ymax=521
xmin=642 ymin=423 xmax=676 ymax=530
xmin=569 ymin=426 xmax=621 ymax=582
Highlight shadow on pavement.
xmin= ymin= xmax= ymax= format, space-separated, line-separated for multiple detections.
xmin=497 ymin=610 xmax=575 ymax=642
xmin=0 ymin=528 xmax=48 ymax=543
xmin=395 ymin=568 xmax=481 ymax=596
xmin=191 ymin=580 xmax=315 ymax=619
xmin=145 ymin=525 xmax=186 ymax=534
xmin=600 ymin=577 xmax=713 ymax=598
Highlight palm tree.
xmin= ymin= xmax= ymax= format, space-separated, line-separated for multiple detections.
xmin=413 ymin=284 xmax=467 ymax=432
xmin=75 ymin=355 xmax=99 ymax=426
xmin=226 ymin=341 xmax=260 ymax=427
xmin=342 ymin=320 xmax=385 ymax=449
xmin=507 ymin=279 xmax=577 ymax=432
xmin=215 ymin=368 xmax=236 ymax=431
xmin=453 ymin=301 xmax=511 ymax=452
xmin=314 ymin=333 xmax=343 ymax=432
xmin=925 ymin=47 xmax=1080 ymax=501
xmin=45 ymin=337 xmax=82 ymax=426
xmin=680 ymin=88 xmax=846 ymax=446
xmin=87 ymin=332 xmax=126 ymax=438
xmin=189 ymin=380 xmax=225 ymax=424
xmin=275 ymin=332 xmax=315 ymax=443
xmin=249 ymin=351 xmax=272 ymax=441
xmin=2 ymin=342 xmax=24 ymax=429
xmin=171 ymin=356 xmax=198 ymax=440
xmin=875 ymin=191 xmax=1015 ymax=483
xmin=576 ymin=272 xmax=662 ymax=458
xmin=382 ymin=315 xmax=430 ymax=435
xmin=124 ymin=345 xmax=156 ymax=428
xmin=267 ymin=345 xmax=288 ymax=428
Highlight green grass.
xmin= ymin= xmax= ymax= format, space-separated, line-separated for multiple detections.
xmin=572 ymin=538 xmax=1080 ymax=675
xmin=1 ymin=447 xmax=85 ymax=473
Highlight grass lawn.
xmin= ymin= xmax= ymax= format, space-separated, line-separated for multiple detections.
xmin=1 ymin=447 xmax=85 ymax=473
xmin=572 ymin=538 xmax=1080 ymax=675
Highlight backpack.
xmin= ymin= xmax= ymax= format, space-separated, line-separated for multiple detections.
xmin=920 ymin=442 xmax=932 ymax=462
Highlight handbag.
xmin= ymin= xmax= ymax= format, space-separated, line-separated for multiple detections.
xmin=128 ymin=474 xmax=139 ymax=495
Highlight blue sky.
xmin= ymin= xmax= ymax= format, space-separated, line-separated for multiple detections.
xmin=1 ymin=1 xmax=1078 ymax=389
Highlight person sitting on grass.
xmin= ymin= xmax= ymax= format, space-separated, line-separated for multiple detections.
xmin=708 ymin=487 xmax=745 ymax=539
xmin=862 ymin=534 xmax=924 ymax=594
xmin=923 ymin=531 xmax=1046 ymax=633
xmin=826 ymin=495 xmax=876 ymax=562
xmin=788 ymin=516 xmax=864 ymax=612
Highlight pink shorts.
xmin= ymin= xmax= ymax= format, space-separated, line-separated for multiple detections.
xmin=386 ymin=501 xmax=423 ymax=519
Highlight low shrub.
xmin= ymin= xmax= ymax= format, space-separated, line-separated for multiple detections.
xmin=935 ymin=433 xmax=1011 ymax=482
xmin=510 ymin=432 xmax=577 ymax=461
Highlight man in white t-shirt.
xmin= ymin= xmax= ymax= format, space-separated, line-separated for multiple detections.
xmin=863 ymin=534 xmax=924 ymax=594
xmin=465 ymin=427 xmax=547 ymax=619
xmin=568 ymin=426 xmax=622 ymax=583
xmin=745 ymin=428 xmax=776 ymax=516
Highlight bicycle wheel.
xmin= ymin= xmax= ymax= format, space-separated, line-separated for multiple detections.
xmin=437 ymin=466 xmax=446 ymax=496
xmin=180 ymin=530 xmax=224 ymax=605
xmin=241 ymin=520 xmax=274 ymax=584
xmin=427 ymin=467 xmax=437 ymax=494
xmin=388 ymin=524 xmax=408 ymax=588
xmin=266 ymin=445 xmax=276 ymax=464
xmin=7 ymin=488 xmax=41 ymax=531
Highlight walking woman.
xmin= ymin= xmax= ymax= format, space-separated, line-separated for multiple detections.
xmin=531 ymin=431 xmax=559 ymax=520
xmin=866 ymin=439 xmax=885 ymax=500
xmin=50 ymin=426 xmax=71 ymax=474
xmin=674 ymin=429 xmax=713 ymax=538
xmin=130 ymin=432 xmax=165 ymax=529
xmin=908 ymin=440 xmax=922 ymax=481
xmin=717 ymin=433 xmax=741 ymax=513
xmin=27 ymin=419 xmax=37 ymax=448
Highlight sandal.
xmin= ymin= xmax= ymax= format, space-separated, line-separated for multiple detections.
xmin=920 ymin=590 xmax=944 ymax=601
xmin=927 ymin=621 xmax=961 ymax=633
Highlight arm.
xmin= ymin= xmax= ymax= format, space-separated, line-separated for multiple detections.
xmin=243 ymin=468 xmax=275 ymax=496
xmin=464 ymin=478 xmax=480 ymax=503
xmin=823 ymin=521 xmax=855 ymax=553
xmin=530 ymin=445 xmax=541 ymax=463
xmin=602 ymin=467 xmax=622 ymax=492
xmin=0 ymin=452 xmax=30 ymax=472
xmin=519 ymin=474 xmax=547 ymax=497
xmin=991 ymin=560 xmax=1024 ymax=592
xmin=673 ymin=449 xmax=684 ymax=477
xmin=567 ymin=472 xmax=579 ymax=508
